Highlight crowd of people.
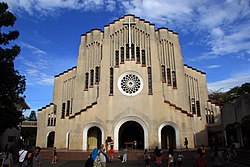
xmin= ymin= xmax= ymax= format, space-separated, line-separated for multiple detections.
xmin=0 ymin=145 xmax=42 ymax=167
xmin=0 ymin=140 xmax=239 ymax=167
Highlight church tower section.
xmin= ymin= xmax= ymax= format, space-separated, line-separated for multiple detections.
xmin=73 ymin=29 xmax=103 ymax=115
xmin=37 ymin=15 xmax=212 ymax=150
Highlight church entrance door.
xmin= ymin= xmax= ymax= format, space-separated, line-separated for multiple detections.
xmin=161 ymin=125 xmax=176 ymax=149
xmin=47 ymin=131 xmax=55 ymax=148
xmin=87 ymin=126 xmax=101 ymax=150
xmin=119 ymin=121 xmax=144 ymax=149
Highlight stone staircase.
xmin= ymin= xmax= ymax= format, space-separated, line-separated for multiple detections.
xmin=231 ymin=149 xmax=250 ymax=166
xmin=41 ymin=149 xmax=145 ymax=161
xmin=40 ymin=148 xmax=197 ymax=161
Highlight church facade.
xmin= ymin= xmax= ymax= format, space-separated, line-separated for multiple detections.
xmin=37 ymin=15 xmax=218 ymax=151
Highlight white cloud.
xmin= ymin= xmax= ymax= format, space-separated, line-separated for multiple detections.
xmin=4 ymin=0 xmax=250 ymax=60
xmin=20 ymin=42 xmax=47 ymax=55
xmin=208 ymin=72 xmax=250 ymax=92
xmin=120 ymin=0 xmax=250 ymax=60
xmin=206 ymin=65 xmax=221 ymax=69
xmin=2 ymin=0 xmax=114 ymax=16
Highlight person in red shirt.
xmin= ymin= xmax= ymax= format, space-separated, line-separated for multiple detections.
xmin=108 ymin=146 xmax=114 ymax=162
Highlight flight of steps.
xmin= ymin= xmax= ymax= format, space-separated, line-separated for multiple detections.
xmin=40 ymin=148 xmax=197 ymax=161
xmin=40 ymin=149 xmax=145 ymax=161
xmin=231 ymin=149 xmax=250 ymax=166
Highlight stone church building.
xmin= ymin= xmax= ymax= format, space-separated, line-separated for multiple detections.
xmin=37 ymin=15 xmax=219 ymax=151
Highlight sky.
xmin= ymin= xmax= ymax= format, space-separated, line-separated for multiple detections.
xmin=1 ymin=0 xmax=250 ymax=116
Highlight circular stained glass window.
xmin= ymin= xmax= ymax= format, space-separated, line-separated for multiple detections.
xmin=118 ymin=71 xmax=143 ymax=96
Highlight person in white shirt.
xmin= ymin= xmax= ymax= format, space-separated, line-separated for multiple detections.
xmin=99 ymin=144 xmax=107 ymax=167
xmin=19 ymin=146 xmax=28 ymax=167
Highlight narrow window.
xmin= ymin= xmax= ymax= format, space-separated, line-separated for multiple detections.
xmin=167 ymin=68 xmax=171 ymax=85
xmin=53 ymin=105 xmax=57 ymax=114
xmin=47 ymin=116 xmax=51 ymax=126
xmin=53 ymin=118 xmax=56 ymax=126
xmin=66 ymin=100 xmax=70 ymax=116
xmin=126 ymin=44 xmax=129 ymax=60
xmin=70 ymin=98 xmax=73 ymax=114
xmin=90 ymin=70 xmax=94 ymax=87
xmin=148 ymin=67 xmax=153 ymax=95
xmin=142 ymin=49 xmax=146 ymax=66
xmin=85 ymin=72 xmax=89 ymax=90
xmin=191 ymin=98 xmax=196 ymax=114
xmin=131 ymin=44 xmax=135 ymax=60
xmin=211 ymin=112 xmax=215 ymax=123
xmin=172 ymin=71 xmax=177 ymax=88
xmin=110 ymin=68 xmax=114 ymax=95
xmin=115 ymin=50 xmax=119 ymax=67
xmin=120 ymin=47 xmax=124 ymax=63
xmin=50 ymin=117 xmax=54 ymax=126
xmin=136 ymin=47 xmax=140 ymax=63
xmin=95 ymin=66 xmax=100 ymax=84
xmin=196 ymin=100 xmax=201 ymax=117
xmin=206 ymin=110 xmax=209 ymax=123
xmin=61 ymin=102 xmax=65 ymax=119
xmin=161 ymin=65 xmax=166 ymax=83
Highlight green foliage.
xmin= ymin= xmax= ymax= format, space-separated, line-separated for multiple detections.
xmin=209 ymin=82 xmax=250 ymax=105
xmin=0 ymin=2 xmax=26 ymax=135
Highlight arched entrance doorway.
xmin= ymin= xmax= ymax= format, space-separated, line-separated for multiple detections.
xmin=161 ymin=125 xmax=176 ymax=149
xmin=119 ymin=121 xmax=144 ymax=149
xmin=87 ymin=126 xmax=102 ymax=150
xmin=47 ymin=131 xmax=55 ymax=148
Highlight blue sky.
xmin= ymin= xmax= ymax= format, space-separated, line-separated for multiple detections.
xmin=2 ymin=0 xmax=250 ymax=116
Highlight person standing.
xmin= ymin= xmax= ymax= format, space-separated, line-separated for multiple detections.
xmin=177 ymin=151 xmax=184 ymax=167
xmin=99 ymin=146 xmax=107 ymax=167
xmin=134 ymin=140 xmax=137 ymax=149
xmin=108 ymin=146 xmax=114 ymax=162
xmin=144 ymin=149 xmax=150 ymax=167
xmin=21 ymin=152 xmax=33 ymax=167
xmin=122 ymin=147 xmax=128 ymax=163
xmin=19 ymin=146 xmax=28 ymax=167
xmin=154 ymin=146 xmax=162 ymax=167
xmin=1 ymin=147 xmax=13 ymax=167
xmin=184 ymin=137 xmax=188 ymax=149
xmin=210 ymin=147 xmax=224 ymax=167
xmin=168 ymin=148 xmax=175 ymax=167
xmin=51 ymin=147 xmax=58 ymax=164
xmin=194 ymin=148 xmax=207 ymax=167
xmin=92 ymin=148 xmax=100 ymax=167
xmin=32 ymin=146 xmax=42 ymax=167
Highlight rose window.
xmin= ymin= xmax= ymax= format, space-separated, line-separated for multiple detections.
xmin=118 ymin=71 xmax=143 ymax=96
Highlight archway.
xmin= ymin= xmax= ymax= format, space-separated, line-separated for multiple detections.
xmin=158 ymin=122 xmax=180 ymax=149
xmin=47 ymin=131 xmax=55 ymax=148
xmin=119 ymin=121 xmax=144 ymax=149
xmin=87 ymin=126 xmax=102 ymax=150
xmin=161 ymin=125 xmax=176 ymax=149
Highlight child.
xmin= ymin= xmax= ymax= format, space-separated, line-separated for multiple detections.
xmin=108 ymin=146 xmax=114 ymax=162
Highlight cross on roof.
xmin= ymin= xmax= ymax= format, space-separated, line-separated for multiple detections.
xmin=123 ymin=18 xmax=136 ymax=48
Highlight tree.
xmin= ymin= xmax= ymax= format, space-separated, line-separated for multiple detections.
xmin=208 ymin=82 xmax=250 ymax=105
xmin=0 ymin=2 xmax=26 ymax=135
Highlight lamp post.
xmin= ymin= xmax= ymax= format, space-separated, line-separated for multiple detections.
xmin=229 ymin=93 xmax=243 ymax=148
